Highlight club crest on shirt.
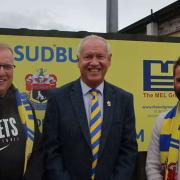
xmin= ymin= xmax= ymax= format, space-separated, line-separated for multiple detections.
xmin=24 ymin=68 xmax=57 ymax=110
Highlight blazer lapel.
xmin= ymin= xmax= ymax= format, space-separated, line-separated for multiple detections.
xmin=70 ymin=79 xmax=91 ymax=148
xmin=99 ymin=82 xmax=115 ymax=155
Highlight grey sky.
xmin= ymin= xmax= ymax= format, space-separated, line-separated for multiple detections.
xmin=0 ymin=0 xmax=177 ymax=32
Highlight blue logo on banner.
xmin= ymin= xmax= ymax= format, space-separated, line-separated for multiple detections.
xmin=143 ymin=60 xmax=175 ymax=91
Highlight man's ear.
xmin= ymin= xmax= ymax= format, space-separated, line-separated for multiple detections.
xmin=77 ymin=56 xmax=80 ymax=68
xmin=108 ymin=54 xmax=112 ymax=66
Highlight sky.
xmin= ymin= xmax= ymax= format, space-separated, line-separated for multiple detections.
xmin=0 ymin=0 xmax=177 ymax=33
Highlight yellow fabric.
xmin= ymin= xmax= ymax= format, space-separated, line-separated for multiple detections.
xmin=16 ymin=90 xmax=35 ymax=175
xmin=160 ymin=102 xmax=180 ymax=180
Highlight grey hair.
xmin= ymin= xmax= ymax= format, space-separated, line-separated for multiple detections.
xmin=76 ymin=34 xmax=112 ymax=57
xmin=0 ymin=43 xmax=13 ymax=54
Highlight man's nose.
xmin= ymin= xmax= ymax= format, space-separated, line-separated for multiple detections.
xmin=90 ymin=57 xmax=99 ymax=65
xmin=0 ymin=66 xmax=6 ymax=74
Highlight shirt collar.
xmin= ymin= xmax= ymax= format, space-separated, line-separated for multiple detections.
xmin=80 ymin=80 xmax=104 ymax=96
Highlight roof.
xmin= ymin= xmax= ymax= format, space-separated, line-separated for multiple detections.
xmin=119 ymin=0 xmax=180 ymax=34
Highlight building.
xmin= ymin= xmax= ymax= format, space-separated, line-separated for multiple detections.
xmin=119 ymin=0 xmax=180 ymax=37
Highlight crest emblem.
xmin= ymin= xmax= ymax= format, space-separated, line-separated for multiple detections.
xmin=25 ymin=68 xmax=57 ymax=109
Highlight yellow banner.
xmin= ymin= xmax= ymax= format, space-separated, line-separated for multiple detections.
xmin=0 ymin=34 xmax=179 ymax=151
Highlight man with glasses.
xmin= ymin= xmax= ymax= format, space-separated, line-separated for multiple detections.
xmin=0 ymin=43 xmax=42 ymax=180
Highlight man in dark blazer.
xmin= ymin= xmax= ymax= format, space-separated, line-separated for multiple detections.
xmin=43 ymin=35 xmax=138 ymax=180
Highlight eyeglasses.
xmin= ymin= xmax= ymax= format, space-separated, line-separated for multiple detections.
xmin=0 ymin=64 xmax=16 ymax=71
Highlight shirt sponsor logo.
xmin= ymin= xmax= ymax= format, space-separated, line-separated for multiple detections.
xmin=0 ymin=144 xmax=9 ymax=151
xmin=0 ymin=117 xmax=19 ymax=143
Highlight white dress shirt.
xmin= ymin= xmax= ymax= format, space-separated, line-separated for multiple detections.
xmin=80 ymin=79 xmax=104 ymax=126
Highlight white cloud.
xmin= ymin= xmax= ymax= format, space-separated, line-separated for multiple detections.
xmin=0 ymin=0 xmax=177 ymax=32
xmin=0 ymin=12 xmax=76 ymax=31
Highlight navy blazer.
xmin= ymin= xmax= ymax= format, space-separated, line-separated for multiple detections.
xmin=43 ymin=79 xmax=137 ymax=180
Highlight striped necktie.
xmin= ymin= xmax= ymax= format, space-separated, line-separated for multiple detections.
xmin=89 ymin=89 xmax=102 ymax=180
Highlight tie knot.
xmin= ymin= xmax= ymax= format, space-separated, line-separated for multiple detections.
xmin=89 ymin=89 xmax=98 ymax=97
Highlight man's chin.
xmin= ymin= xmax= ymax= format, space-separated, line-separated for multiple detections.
xmin=86 ymin=79 xmax=103 ymax=88
xmin=0 ymin=89 xmax=7 ymax=97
